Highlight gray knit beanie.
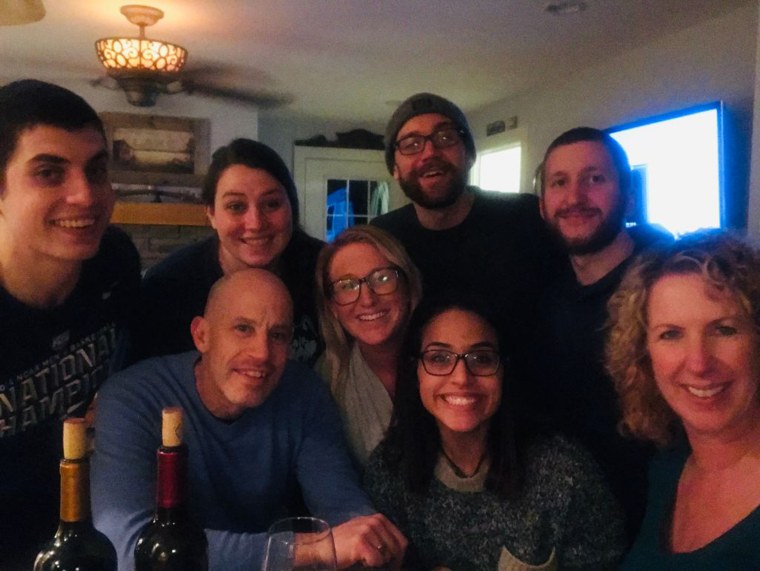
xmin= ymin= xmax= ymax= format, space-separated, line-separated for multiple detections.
xmin=384 ymin=92 xmax=476 ymax=173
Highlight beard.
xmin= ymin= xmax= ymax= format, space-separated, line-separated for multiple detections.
xmin=545 ymin=196 xmax=628 ymax=256
xmin=398 ymin=158 xmax=468 ymax=210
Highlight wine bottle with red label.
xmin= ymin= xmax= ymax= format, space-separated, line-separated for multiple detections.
xmin=134 ymin=407 xmax=208 ymax=571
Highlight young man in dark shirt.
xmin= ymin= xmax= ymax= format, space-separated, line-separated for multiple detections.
xmin=372 ymin=92 xmax=556 ymax=361
xmin=0 ymin=79 xmax=140 ymax=568
xmin=528 ymin=127 xmax=671 ymax=542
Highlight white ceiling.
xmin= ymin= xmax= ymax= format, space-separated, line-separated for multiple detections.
xmin=0 ymin=0 xmax=754 ymax=122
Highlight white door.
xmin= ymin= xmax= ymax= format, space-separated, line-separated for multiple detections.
xmin=293 ymin=146 xmax=406 ymax=240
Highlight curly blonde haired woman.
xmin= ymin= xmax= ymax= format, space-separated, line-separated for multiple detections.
xmin=607 ymin=229 xmax=760 ymax=570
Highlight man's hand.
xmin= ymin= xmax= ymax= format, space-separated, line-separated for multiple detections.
xmin=331 ymin=513 xmax=408 ymax=569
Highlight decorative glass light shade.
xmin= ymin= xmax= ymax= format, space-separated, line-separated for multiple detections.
xmin=94 ymin=5 xmax=188 ymax=106
xmin=95 ymin=36 xmax=187 ymax=74
xmin=94 ymin=5 xmax=187 ymax=77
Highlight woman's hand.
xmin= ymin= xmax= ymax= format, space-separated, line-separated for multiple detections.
xmin=331 ymin=513 xmax=408 ymax=569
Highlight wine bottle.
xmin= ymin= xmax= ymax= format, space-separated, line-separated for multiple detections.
xmin=135 ymin=407 xmax=208 ymax=571
xmin=34 ymin=418 xmax=117 ymax=571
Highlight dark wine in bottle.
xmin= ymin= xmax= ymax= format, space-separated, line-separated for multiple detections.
xmin=34 ymin=418 xmax=117 ymax=571
xmin=135 ymin=407 xmax=209 ymax=571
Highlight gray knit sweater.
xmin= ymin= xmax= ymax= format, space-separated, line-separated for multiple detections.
xmin=364 ymin=434 xmax=625 ymax=570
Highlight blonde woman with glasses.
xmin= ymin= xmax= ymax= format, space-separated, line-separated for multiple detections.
xmin=315 ymin=225 xmax=422 ymax=467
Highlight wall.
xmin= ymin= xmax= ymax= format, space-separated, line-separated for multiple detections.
xmin=468 ymin=3 xmax=758 ymax=230
xmin=117 ymin=224 xmax=214 ymax=271
xmin=748 ymin=0 xmax=760 ymax=238
xmin=258 ymin=113 xmax=385 ymax=172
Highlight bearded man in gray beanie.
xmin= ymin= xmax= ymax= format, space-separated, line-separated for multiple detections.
xmin=371 ymin=92 xmax=559 ymax=366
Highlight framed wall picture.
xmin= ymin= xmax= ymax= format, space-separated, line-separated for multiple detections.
xmin=100 ymin=112 xmax=210 ymax=187
xmin=112 ymin=182 xmax=203 ymax=204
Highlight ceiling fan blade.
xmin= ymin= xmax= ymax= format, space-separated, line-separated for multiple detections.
xmin=183 ymin=80 xmax=293 ymax=109
xmin=87 ymin=55 xmax=292 ymax=109
xmin=90 ymin=76 xmax=120 ymax=91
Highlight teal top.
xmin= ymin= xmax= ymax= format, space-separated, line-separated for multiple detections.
xmin=622 ymin=446 xmax=760 ymax=570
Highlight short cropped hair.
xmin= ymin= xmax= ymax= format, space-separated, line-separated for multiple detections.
xmin=0 ymin=79 xmax=105 ymax=182
xmin=606 ymin=229 xmax=760 ymax=447
xmin=201 ymin=138 xmax=300 ymax=222
xmin=315 ymin=225 xmax=423 ymax=386
xmin=536 ymin=127 xmax=631 ymax=197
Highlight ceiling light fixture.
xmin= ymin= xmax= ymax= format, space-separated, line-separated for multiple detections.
xmin=95 ymin=4 xmax=187 ymax=106
xmin=0 ymin=0 xmax=45 ymax=26
xmin=544 ymin=0 xmax=587 ymax=15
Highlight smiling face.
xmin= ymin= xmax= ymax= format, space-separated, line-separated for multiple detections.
xmin=0 ymin=125 xmax=113 ymax=265
xmin=418 ymin=308 xmax=502 ymax=445
xmin=646 ymin=272 xmax=760 ymax=442
xmin=191 ymin=269 xmax=294 ymax=419
xmin=328 ymin=242 xmax=411 ymax=352
xmin=540 ymin=140 xmax=628 ymax=256
xmin=392 ymin=113 xmax=472 ymax=210
xmin=207 ymin=164 xmax=294 ymax=273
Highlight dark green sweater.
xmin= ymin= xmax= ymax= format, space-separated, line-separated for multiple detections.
xmin=365 ymin=434 xmax=625 ymax=570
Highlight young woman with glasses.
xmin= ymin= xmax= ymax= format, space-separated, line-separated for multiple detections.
xmin=315 ymin=225 xmax=423 ymax=466
xmin=364 ymin=294 xmax=626 ymax=570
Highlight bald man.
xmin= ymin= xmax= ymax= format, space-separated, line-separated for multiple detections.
xmin=92 ymin=269 xmax=406 ymax=570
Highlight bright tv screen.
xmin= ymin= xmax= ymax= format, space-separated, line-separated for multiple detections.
xmin=608 ymin=102 xmax=724 ymax=236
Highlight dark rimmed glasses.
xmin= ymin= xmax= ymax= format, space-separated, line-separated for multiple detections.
xmin=329 ymin=267 xmax=402 ymax=305
xmin=394 ymin=127 xmax=464 ymax=156
xmin=419 ymin=349 xmax=501 ymax=376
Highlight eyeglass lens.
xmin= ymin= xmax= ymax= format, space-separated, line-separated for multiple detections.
xmin=331 ymin=268 xmax=400 ymax=305
xmin=420 ymin=350 xmax=500 ymax=376
xmin=395 ymin=128 xmax=461 ymax=156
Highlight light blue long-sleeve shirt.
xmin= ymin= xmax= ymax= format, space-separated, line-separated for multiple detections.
xmin=92 ymin=352 xmax=373 ymax=571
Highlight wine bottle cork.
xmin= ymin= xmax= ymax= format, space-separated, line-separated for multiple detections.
xmin=162 ymin=407 xmax=183 ymax=448
xmin=63 ymin=418 xmax=88 ymax=460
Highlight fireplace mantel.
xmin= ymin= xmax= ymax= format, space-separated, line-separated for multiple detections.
xmin=112 ymin=203 xmax=208 ymax=226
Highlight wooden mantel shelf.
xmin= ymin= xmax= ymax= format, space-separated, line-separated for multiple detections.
xmin=112 ymin=202 xmax=209 ymax=226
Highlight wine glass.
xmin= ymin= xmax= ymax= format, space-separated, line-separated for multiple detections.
xmin=262 ymin=516 xmax=337 ymax=571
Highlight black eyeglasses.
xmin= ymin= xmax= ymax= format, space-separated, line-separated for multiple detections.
xmin=394 ymin=127 xmax=464 ymax=156
xmin=419 ymin=349 xmax=501 ymax=376
xmin=329 ymin=267 xmax=402 ymax=305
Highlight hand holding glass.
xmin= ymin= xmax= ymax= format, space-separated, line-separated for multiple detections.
xmin=262 ymin=517 xmax=337 ymax=571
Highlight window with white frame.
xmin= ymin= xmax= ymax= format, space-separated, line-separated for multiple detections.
xmin=472 ymin=143 xmax=522 ymax=193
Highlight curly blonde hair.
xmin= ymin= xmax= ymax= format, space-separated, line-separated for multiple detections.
xmin=606 ymin=229 xmax=760 ymax=447
xmin=315 ymin=225 xmax=423 ymax=388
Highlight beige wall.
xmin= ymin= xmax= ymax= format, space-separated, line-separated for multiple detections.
xmin=468 ymin=3 xmax=757 ymax=230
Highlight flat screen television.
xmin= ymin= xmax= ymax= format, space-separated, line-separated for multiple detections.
xmin=607 ymin=102 xmax=724 ymax=236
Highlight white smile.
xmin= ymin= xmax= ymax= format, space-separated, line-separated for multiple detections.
xmin=357 ymin=311 xmax=388 ymax=321
xmin=236 ymin=368 xmax=267 ymax=379
xmin=442 ymin=395 xmax=478 ymax=406
xmin=686 ymin=384 xmax=727 ymax=398
xmin=52 ymin=218 xmax=96 ymax=229
xmin=421 ymin=169 xmax=444 ymax=178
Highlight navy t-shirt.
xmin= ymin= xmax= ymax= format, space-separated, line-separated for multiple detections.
xmin=0 ymin=226 xmax=140 ymax=569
